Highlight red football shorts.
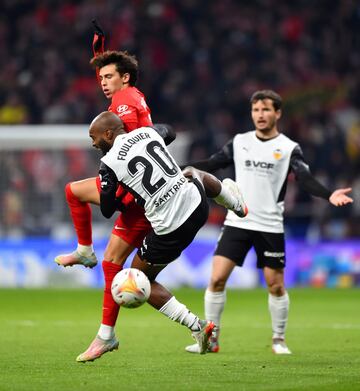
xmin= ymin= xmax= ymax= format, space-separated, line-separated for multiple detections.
xmin=96 ymin=177 xmax=151 ymax=248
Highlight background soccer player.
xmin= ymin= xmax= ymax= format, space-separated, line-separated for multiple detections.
xmin=183 ymin=90 xmax=353 ymax=355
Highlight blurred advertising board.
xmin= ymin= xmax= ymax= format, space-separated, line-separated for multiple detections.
xmin=0 ymin=237 xmax=359 ymax=288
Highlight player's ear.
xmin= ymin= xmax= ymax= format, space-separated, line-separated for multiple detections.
xmin=122 ymin=73 xmax=130 ymax=84
xmin=276 ymin=109 xmax=282 ymax=120
xmin=105 ymin=128 xmax=114 ymax=140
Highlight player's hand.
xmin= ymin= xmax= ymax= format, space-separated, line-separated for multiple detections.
xmin=92 ymin=19 xmax=105 ymax=56
xmin=329 ymin=187 xmax=353 ymax=206
xmin=92 ymin=19 xmax=104 ymax=36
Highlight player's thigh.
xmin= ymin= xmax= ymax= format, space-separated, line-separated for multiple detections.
xmin=214 ymin=226 xmax=252 ymax=266
xmin=112 ymin=206 xmax=151 ymax=249
xmin=103 ymin=233 xmax=136 ymax=265
xmin=253 ymin=231 xmax=286 ymax=269
xmin=70 ymin=177 xmax=100 ymax=204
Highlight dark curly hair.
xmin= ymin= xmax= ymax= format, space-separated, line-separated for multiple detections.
xmin=90 ymin=50 xmax=138 ymax=86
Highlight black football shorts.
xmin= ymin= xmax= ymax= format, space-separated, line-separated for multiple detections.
xmin=214 ymin=225 xmax=286 ymax=269
xmin=137 ymin=179 xmax=209 ymax=265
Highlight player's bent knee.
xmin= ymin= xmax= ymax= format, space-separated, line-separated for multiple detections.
xmin=103 ymin=248 xmax=129 ymax=265
xmin=182 ymin=166 xmax=196 ymax=178
xmin=64 ymin=182 xmax=73 ymax=200
xmin=69 ymin=178 xmax=99 ymax=203
xmin=209 ymin=276 xmax=227 ymax=291
xmin=268 ymin=282 xmax=285 ymax=296
xmin=104 ymin=236 xmax=135 ymax=264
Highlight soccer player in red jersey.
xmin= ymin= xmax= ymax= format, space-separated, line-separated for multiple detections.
xmin=55 ymin=26 xmax=154 ymax=361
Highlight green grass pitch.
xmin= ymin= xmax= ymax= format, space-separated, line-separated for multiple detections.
xmin=1 ymin=288 xmax=360 ymax=391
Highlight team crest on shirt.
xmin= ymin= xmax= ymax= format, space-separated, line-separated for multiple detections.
xmin=273 ymin=148 xmax=283 ymax=160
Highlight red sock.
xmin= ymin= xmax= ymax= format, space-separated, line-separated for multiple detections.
xmin=65 ymin=182 xmax=92 ymax=246
xmin=102 ymin=260 xmax=123 ymax=326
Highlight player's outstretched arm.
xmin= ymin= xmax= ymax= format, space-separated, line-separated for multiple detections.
xmin=152 ymin=124 xmax=176 ymax=145
xmin=180 ymin=140 xmax=234 ymax=173
xmin=92 ymin=19 xmax=105 ymax=56
xmin=329 ymin=188 xmax=353 ymax=206
xmin=91 ymin=19 xmax=105 ymax=84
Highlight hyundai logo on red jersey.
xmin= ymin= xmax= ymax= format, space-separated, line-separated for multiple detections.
xmin=117 ymin=105 xmax=129 ymax=114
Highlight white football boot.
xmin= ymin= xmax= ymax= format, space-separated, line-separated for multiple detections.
xmin=220 ymin=178 xmax=248 ymax=218
xmin=55 ymin=250 xmax=98 ymax=268
xmin=272 ymin=338 xmax=292 ymax=354
xmin=189 ymin=320 xmax=215 ymax=354
xmin=186 ymin=326 xmax=220 ymax=353
xmin=76 ymin=335 xmax=119 ymax=362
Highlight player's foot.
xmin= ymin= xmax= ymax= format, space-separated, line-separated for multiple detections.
xmin=222 ymin=178 xmax=248 ymax=218
xmin=186 ymin=326 xmax=219 ymax=353
xmin=272 ymin=338 xmax=292 ymax=354
xmin=76 ymin=335 xmax=119 ymax=363
xmin=190 ymin=320 xmax=215 ymax=354
xmin=54 ymin=250 xmax=98 ymax=268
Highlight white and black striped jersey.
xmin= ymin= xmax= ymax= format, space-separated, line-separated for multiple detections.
xmin=187 ymin=130 xmax=331 ymax=233
xmin=101 ymin=127 xmax=201 ymax=235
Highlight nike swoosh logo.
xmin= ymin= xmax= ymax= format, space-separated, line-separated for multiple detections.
xmin=114 ymin=225 xmax=127 ymax=230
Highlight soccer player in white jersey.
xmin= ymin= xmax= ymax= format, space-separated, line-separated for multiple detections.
xmin=183 ymin=90 xmax=353 ymax=355
xmin=76 ymin=111 xmax=248 ymax=361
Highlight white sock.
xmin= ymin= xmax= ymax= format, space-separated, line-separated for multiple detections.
xmin=204 ymin=289 xmax=226 ymax=327
xmin=77 ymin=244 xmax=94 ymax=256
xmin=159 ymin=296 xmax=200 ymax=331
xmin=213 ymin=182 xmax=236 ymax=210
xmin=268 ymin=292 xmax=289 ymax=340
xmin=98 ymin=324 xmax=115 ymax=340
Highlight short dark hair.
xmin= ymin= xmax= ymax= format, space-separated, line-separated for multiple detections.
xmin=90 ymin=50 xmax=138 ymax=86
xmin=250 ymin=90 xmax=282 ymax=111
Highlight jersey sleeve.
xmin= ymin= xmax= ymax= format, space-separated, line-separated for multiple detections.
xmin=135 ymin=95 xmax=153 ymax=127
xmin=181 ymin=139 xmax=234 ymax=172
xmin=99 ymin=162 xmax=119 ymax=218
xmin=290 ymin=145 xmax=332 ymax=199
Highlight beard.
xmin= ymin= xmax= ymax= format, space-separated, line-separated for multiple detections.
xmin=257 ymin=117 xmax=276 ymax=133
xmin=98 ymin=139 xmax=112 ymax=155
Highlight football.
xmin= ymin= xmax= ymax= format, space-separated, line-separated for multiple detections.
xmin=111 ymin=268 xmax=151 ymax=308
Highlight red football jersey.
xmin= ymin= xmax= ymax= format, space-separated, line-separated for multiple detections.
xmin=108 ymin=86 xmax=153 ymax=132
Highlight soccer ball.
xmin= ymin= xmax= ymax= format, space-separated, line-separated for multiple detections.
xmin=111 ymin=268 xmax=151 ymax=308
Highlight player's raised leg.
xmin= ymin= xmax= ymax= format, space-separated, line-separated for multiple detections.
xmin=185 ymin=255 xmax=236 ymax=353
xmin=55 ymin=178 xmax=100 ymax=268
xmin=264 ymin=267 xmax=292 ymax=354
xmin=182 ymin=166 xmax=248 ymax=218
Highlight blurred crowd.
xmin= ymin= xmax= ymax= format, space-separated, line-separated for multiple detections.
xmin=0 ymin=0 xmax=359 ymax=239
